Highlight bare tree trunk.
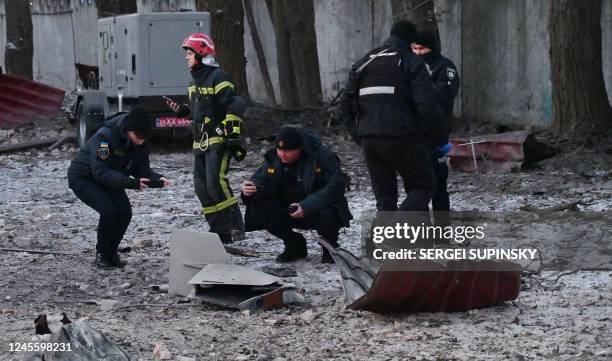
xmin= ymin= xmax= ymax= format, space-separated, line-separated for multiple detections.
xmin=550 ymin=0 xmax=611 ymax=136
xmin=269 ymin=0 xmax=321 ymax=107
xmin=198 ymin=0 xmax=249 ymax=98
xmin=5 ymin=0 xmax=33 ymax=78
xmin=391 ymin=0 xmax=440 ymax=51
xmin=97 ymin=0 xmax=136 ymax=17
xmin=242 ymin=0 xmax=276 ymax=103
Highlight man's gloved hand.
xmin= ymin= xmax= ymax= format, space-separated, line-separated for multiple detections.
xmin=221 ymin=119 xmax=241 ymax=138
xmin=437 ymin=142 xmax=453 ymax=155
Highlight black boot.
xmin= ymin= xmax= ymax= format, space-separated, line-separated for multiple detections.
xmin=276 ymin=233 xmax=307 ymax=263
xmin=109 ymin=253 xmax=127 ymax=268
xmin=94 ymin=253 xmax=116 ymax=269
xmin=218 ymin=232 xmax=233 ymax=244
xmin=321 ymin=248 xmax=335 ymax=264
xmin=276 ymin=247 xmax=307 ymax=263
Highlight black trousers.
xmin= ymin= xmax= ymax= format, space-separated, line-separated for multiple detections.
xmin=248 ymin=196 xmax=341 ymax=252
xmin=68 ymin=176 xmax=132 ymax=255
xmin=429 ymin=153 xmax=450 ymax=226
xmin=194 ymin=145 xmax=244 ymax=238
xmin=361 ymin=137 xmax=435 ymax=211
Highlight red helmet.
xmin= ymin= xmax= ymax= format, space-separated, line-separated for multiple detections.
xmin=182 ymin=33 xmax=216 ymax=57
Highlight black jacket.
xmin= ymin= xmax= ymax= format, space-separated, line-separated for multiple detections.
xmin=67 ymin=113 xmax=162 ymax=189
xmin=423 ymin=52 xmax=460 ymax=117
xmin=340 ymin=35 xmax=447 ymax=143
xmin=243 ymin=131 xmax=352 ymax=230
xmin=178 ymin=65 xmax=247 ymax=152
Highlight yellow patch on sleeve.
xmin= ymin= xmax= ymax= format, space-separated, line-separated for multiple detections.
xmin=267 ymin=168 xmax=275 ymax=174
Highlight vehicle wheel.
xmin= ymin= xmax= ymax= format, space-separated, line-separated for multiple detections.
xmin=76 ymin=98 xmax=98 ymax=148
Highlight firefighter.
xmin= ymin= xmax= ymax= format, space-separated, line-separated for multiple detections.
xmin=339 ymin=21 xmax=447 ymax=212
xmin=67 ymin=107 xmax=171 ymax=269
xmin=165 ymin=33 xmax=247 ymax=244
xmin=241 ymin=126 xmax=352 ymax=263
xmin=412 ymin=31 xmax=460 ymax=227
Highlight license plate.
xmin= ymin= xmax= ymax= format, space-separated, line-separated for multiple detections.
xmin=155 ymin=117 xmax=191 ymax=128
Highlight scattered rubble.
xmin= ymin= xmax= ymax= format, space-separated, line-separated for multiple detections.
xmin=1 ymin=115 xmax=610 ymax=359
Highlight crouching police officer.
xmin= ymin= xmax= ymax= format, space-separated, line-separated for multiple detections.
xmin=67 ymin=108 xmax=171 ymax=269
xmin=241 ymin=126 xmax=352 ymax=263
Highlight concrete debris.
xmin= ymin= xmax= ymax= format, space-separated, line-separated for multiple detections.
xmin=176 ymin=357 xmax=196 ymax=361
xmin=100 ymin=299 xmax=118 ymax=311
xmin=259 ymin=264 xmax=298 ymax=278
xmin=134 ymin=239 xmax=154 ymax=248
xmin=300 ymin=310 xmax=316 ymax=324
xmin=32 ymin=206 xmax=51 ymax=220
xmin=153 ymin=342 xmax=172 ymax=360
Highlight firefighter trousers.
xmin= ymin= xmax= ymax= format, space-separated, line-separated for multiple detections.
xmin=193 ymin=145 xmax=243 ymax=241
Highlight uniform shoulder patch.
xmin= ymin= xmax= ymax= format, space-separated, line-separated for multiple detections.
xmin=97 ymin=141 xmax=110 ymax=160
xmin=447 ymin=67 xmax=457 ymax=80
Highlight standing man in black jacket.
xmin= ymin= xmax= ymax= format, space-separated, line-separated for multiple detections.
xmin=166 ymin=33 xmax=247 ymax=244
xmin=412 ymin=31 xmax=460 ymax=227
xmin=340 ymin=21 xmax=446 ymax=212
xmin=241 ymin=126 xmax=352 ymax=263
xmin=67 ymin=108 xmax=171 ymax=269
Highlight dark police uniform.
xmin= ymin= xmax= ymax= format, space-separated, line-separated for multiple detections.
xmin=176 ymin=65 xmax=247 ymax=243
xmin=341 ymin=34 xmax=446 ymax=212
xmin=67 ymin=113 xmax=164 ymax=265
xmin=422 ymin=51 xmax=460 ymax=225
xmin=243 ymin=130 xmax=352 ymax=262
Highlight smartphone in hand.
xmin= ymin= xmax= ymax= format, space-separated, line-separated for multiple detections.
xmin=145 ymin=179 xmax=165 ymax=188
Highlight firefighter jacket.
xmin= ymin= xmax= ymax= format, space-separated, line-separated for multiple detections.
xmin=178 ymin=65 xmax=247 ymax=154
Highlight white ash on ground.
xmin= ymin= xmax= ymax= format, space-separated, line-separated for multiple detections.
xmin=0 ymin=117 xmax=611 ymax=360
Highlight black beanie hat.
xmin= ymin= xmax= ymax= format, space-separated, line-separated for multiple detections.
xmin=275 ymin=126 xmax=303 ymax=150
xmin=415 ymin=31 xmax=437 ymax=51
xmin=390 ymin=20 xmax=418 ymax=44
xmin=124 ymin=107 xmax=151 ymax=135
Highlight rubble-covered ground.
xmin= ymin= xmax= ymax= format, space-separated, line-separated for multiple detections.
xmin=1 ymin=114 xmax=611 ymax=361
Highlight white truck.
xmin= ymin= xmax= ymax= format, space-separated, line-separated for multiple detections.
xmin=72 ymin=12 xmax=211 ymax=146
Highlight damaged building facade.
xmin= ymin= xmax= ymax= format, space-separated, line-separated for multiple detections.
xmin=1 ymin=0 xmax=612 ymax=128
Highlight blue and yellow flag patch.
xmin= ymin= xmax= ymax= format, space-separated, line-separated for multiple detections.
xmin=97 ymin=141 xmax=110 ymax=160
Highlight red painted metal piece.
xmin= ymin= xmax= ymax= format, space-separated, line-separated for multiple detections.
xmin=0 ymin=74 xmax=66 ymax=128
xmin=318 ymin=239 xmax=522 ymax=314
xmin=348 ymin=260 xmax=521 ymax=314
xmin=448 ymin=131 xmax=529 ymax=173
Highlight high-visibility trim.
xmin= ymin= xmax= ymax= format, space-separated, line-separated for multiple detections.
xmin=219 ymin=151 xmax=232 ymax=200
xmin=214 ymin=81 xmax=234 ymax=94
xmin=224 ymin=114 xmax=242 ymax=122
xmin=202 ymin=196 xmax=238 ymax=215
xmin=358 ymin=86 xmax=395 ymax=96
xmin=204 ymin=116 xmax=211 ymax=124
xmin=200 ymin=86 xmax=214 ymax=94
xmin=193 ymin=136 xmax=225 ymax=149
xmin=188 ymin=85 xmax=215 ymax=95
